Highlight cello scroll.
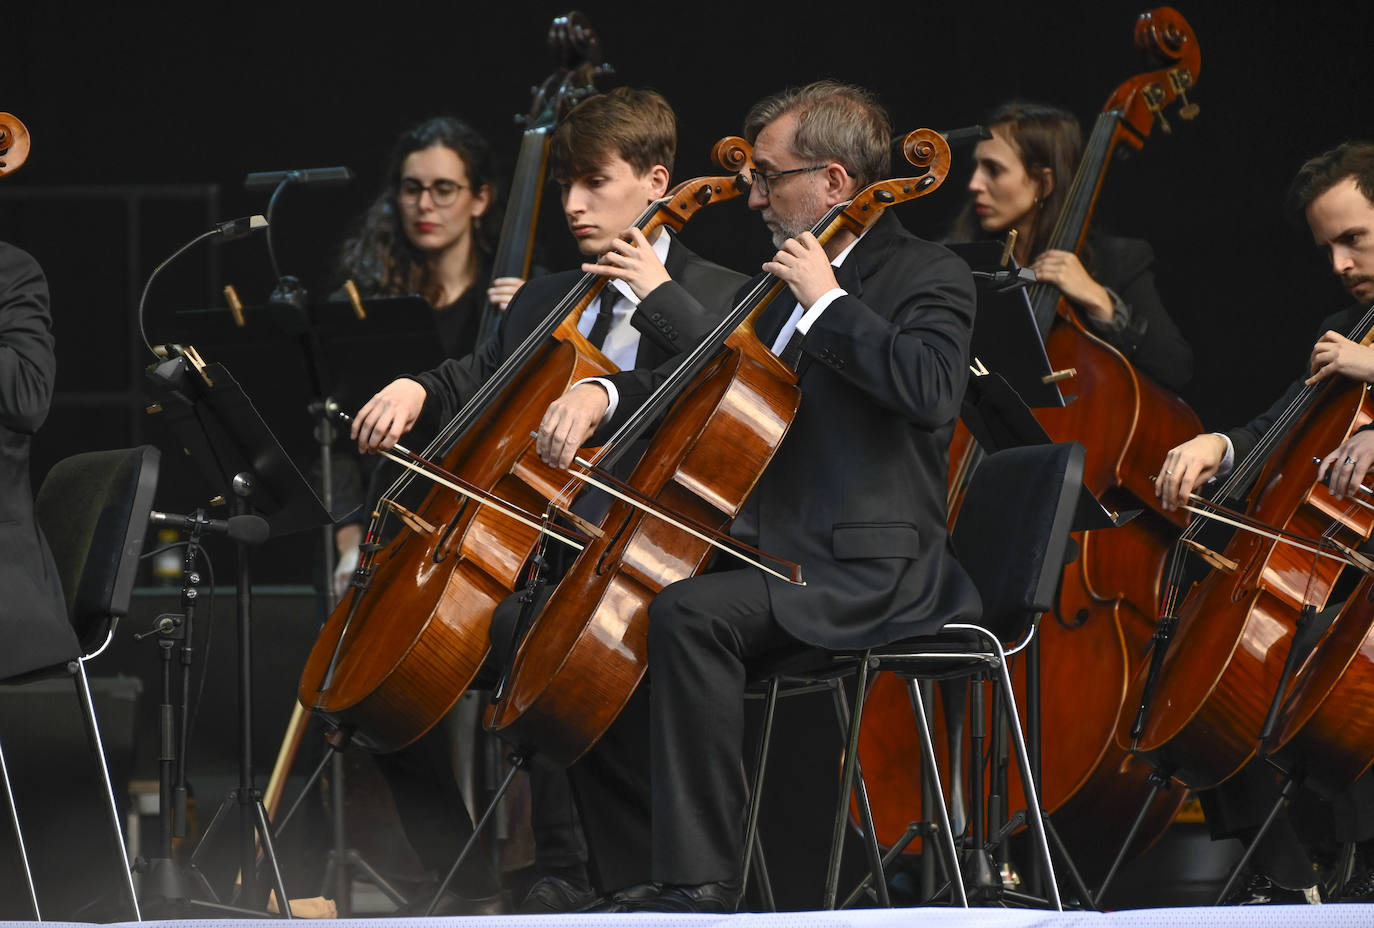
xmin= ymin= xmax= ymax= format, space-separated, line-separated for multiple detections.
xmin=0 ymin=113 xmax=30 ymax=177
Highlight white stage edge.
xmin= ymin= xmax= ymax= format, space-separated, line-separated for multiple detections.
xmin=3 ymin=904 xmax=1371 ymax=928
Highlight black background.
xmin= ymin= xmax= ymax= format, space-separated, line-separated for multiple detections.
xmin=0 ymin=1 xmax=1371 ymax=913
xmin=7 ymin=2 xmax=1373 ymax=575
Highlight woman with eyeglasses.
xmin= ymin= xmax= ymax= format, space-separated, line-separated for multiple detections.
xmin=336 ymin=115 xmax=523 ymax=358
xmin=949 ymin=100 xmax=1193 ymax=392
xmin=315 ymin=115 xmax=521 ymax=914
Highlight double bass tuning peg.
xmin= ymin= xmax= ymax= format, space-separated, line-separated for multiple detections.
xmin=1178 ymin=92 xmax=1200 ymax=122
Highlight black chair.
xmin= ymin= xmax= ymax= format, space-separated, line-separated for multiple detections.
xmin=0 ymin=445 xmax=160 ymax=920
xmin=742 ymin=440 xmax=1084 ymax=911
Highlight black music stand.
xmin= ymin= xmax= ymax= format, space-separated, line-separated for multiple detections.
xmin=947 ymin=248 xmax=1132 ymax=908
xmin=141 ymin=349 xmax=332 ymax=916
xmin=164 ymin=295 xmax=446 ymax=914
xmin=951 ymin=238 xmax=1124 ymax=533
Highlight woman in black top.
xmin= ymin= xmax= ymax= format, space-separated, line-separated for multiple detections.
xmin=949 ymin=100 xmax=1193 ymax=393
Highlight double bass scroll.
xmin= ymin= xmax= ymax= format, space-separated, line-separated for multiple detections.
xmin=473 ymin=11 xmax=610 ymax=347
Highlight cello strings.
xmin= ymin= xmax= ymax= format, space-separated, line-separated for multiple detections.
xmin=565 ymin=453 xmax=804 ymax=585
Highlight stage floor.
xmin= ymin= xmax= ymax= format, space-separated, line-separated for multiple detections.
xmin=1 ymin=904 xmax=1371 ymax=928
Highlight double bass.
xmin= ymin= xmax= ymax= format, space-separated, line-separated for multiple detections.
xmin=488 ymin=130 xmax=954 ymax=766
xmin=472 ymin=11 xmax=606 ymax=347
xmin=855 ymin=6 xmax=1203 ymax=876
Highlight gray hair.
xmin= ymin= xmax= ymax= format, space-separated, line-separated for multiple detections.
xmin=742 ymin=80 xmax=890 ymax=189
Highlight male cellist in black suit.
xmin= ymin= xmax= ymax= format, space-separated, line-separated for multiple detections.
xmin=349 ymin=86 xmax=746 ymax=914
xmin=1156 ymin=141 xmax=1374 ymax=904
xmin=534 ymin=80 xmax=981 ymax=913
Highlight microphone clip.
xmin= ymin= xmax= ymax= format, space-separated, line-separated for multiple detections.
xmin=972 ymin=267 xmax=1038 ymax=293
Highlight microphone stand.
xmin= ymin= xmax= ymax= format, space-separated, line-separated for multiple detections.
xmin=133 ymin=511 xmax=287 ymax=917
xmin=243 ymin=165 xmax=390 ymax=917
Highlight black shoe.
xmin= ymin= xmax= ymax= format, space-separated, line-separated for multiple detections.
xmin=640 ymin=880 xmax=742 ymax=913
xmin=587 ymin=881 xmax=662 ymax=913
xmin=1338 ymin=866 xmax=1374 ymax=903
xmin=1224 ymin=872 xmax=1321 ymax=905
xmin=517 ymin=875 xmax=601 ymax=914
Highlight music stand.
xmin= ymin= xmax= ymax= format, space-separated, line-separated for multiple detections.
xmin=142 ymin=349 xmax=332 ymax=915
xmin=947 ymin=245 xmax=1132 ymax=907
xmin=165 ymin=294 xmax=446 ymax=914
xmin=308 ymin=296 xmax=445 ymax=414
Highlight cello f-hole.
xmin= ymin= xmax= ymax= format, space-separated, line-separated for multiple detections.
xmin=594 ymin=512 xmax=634 ymax=576
xmin=434 ymin=498 xmax=470 ymax=564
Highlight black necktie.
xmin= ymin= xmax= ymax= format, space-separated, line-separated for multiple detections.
xmin=587 ymin=286 xmax=618 ymax=349
xmin=779 ymin=325 xmax=805 ymax=370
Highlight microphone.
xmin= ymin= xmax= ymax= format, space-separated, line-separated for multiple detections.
xmin=939 ymin=124 xmax=993 ymax=147
xmin=243 ymin=166 xmax=353 ymax=191
xmin=149 ymin=510 xmax=271 ymax=546
xmin=137 ymin=215 xmax=271 ymax=359
xmin=214 ymin=214 xmax=269 ymax=241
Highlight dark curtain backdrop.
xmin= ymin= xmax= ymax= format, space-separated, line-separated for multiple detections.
xmin=5 ymin=1 xmax=1373 ymax=582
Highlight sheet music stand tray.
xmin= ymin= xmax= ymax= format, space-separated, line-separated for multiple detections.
xmin=949 ymin=241 xmax=1067 ymax=411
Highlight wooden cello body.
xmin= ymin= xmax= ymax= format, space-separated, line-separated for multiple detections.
xmin=1124 ymin=369 xmax=1374 ymax=790
xmin=488 ymin=131 xmax=954 ymax=766
xmin=1267 ymin=573 xmax=1374 ymax=800
xmin=489 ymin=333 xmax=801 ymax=764
xmin=298 ymin=163 xmax=750 ymax=753
xmin=855 ymin=5 xmax=1202 ymax=871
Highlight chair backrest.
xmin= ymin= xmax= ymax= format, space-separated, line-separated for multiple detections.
xmin=34 ymin=445 xmax=161 ymax=652
xmin=951 ymin=441 xmax=1083 ymax=640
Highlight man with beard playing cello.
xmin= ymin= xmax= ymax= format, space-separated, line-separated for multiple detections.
xmin=1156 ymin=141 xmax=1374 ymax=904
xmin=532 ymin=79 xmax=980 ymax=913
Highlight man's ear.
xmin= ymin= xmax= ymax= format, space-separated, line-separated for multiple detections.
xmin=645 ymin=163 xmax=671 ymax=199
xmin=824 ymin=162 xmax=856 ymax=206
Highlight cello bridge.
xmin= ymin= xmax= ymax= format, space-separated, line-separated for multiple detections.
xmin=383 ymin=498 xmax=438 ymax=536
xmin=1182 ymin=539 xmax=1238 ymax=574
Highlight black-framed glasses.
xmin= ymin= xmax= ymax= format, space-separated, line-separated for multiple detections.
xmin=750 ymin=165 xmax=826 ymax=197
xmin=399 ymin=178 xmax=468 ymax=206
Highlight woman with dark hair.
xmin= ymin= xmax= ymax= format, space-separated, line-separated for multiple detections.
xmin=321 ymin=116 xmax=521 ymax=915
xmin=950 ymin=101 xmax=1193 ymax=392
xmin=335 ymin=115 xmax=521 ymax=358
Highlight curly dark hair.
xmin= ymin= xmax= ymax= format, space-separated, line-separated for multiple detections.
xmin=335 ymin=116 xmax=502 ymax=304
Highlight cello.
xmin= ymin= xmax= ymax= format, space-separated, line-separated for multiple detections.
xmin=1266 ymin=570 xmax=1374 ymax=801
xmin=297 ymin=154 xmax=751 ymax=753
xmin=488 ymin=129 xmax=954 ymax=767
xmin=855 ymin=6 xmax=1203 ymax=875
xmin=1123 ymin=309 xmax=1374 ymax=791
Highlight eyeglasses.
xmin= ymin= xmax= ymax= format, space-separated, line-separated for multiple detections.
xmin=399 ymin=178 xmax=468 ymax=207
xmin=749 ymin=165 xmax=826 ymax=197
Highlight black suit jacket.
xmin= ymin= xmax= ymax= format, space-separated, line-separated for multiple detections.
xmin=1223 ymin=302 xmax=1367 ymax=491
xmin=600 ymin=211 xmax=982 ymax=649
xmin=1084 ymin=234 xmax=1194 ymax=394
xmin=0 ymin=243 xmax=78 ymax=678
